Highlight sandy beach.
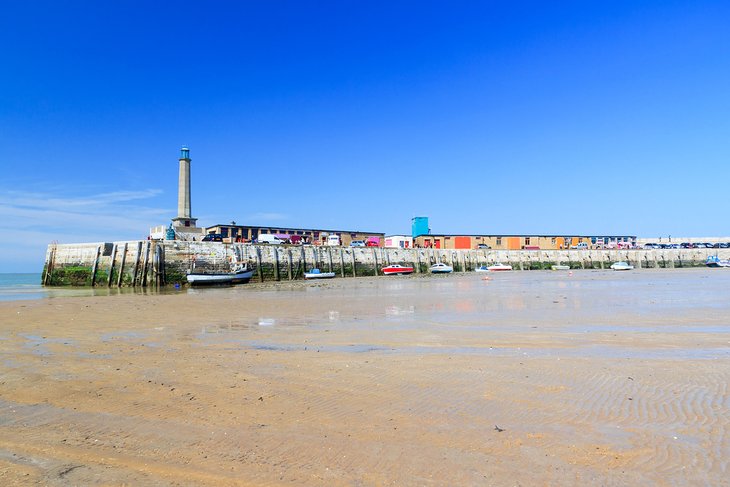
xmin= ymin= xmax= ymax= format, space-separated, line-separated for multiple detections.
xmin=1 ymin=268 xmax=728 ymax=486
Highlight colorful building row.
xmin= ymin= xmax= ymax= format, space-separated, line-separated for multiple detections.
xmin=412 ymin=234 xmax=637 ymax=250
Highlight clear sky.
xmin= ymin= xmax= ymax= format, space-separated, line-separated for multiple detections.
xmin=2 ymin=1 xmax=729 ymax=272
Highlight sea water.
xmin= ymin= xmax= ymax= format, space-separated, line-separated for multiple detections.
xmin=0 ymin=273 xmax=185 ymax=301
xmin=0 ymin=273 xmax=45 ymax=301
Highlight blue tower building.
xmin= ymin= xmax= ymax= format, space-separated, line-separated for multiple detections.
xmin=412 ymin=216 xmax=429 ymax=238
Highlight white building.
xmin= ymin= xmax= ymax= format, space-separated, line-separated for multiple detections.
xmin=385 ymin=235 xmax=413 ymax=249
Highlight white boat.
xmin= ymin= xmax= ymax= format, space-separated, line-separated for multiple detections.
xmin=610 ymin=261 xmax=634 ymax=271
xmin=186 ymin=264 xmax=255 ymax=285
xmin=706 ymin=256 xmax=730 ymax=268
xmin=475 ymin=265 xmax=490 ymax=272
xmin=304 ymin=268 xmax=336 ymax=279
xmin=430 ymin=263 xmax=453 ymax=273
xmin=487 ymin=263 xmax=512 ymax=271
xmin=382 ymin=264 xmax=414 ymax=275
xmin=551 ymin=264 xmax=570 ymax=271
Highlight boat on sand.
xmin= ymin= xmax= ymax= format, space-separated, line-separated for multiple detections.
xmin=186 ymin=264 xmax=255 ymax=285
xmin=706 ymin=256 xmax=730 ymax=268
xmin=304 ymin=268 xmax=336 ymax=279
xmin=487 ymin=263 xmax=512 ymax=271
xmin=382 ymin=264 xmax=414 ymax=275
xmin=610 ymin=261 xmax=634 ymax=271
xmin=430 ymin=263 xmax=453 ymax=273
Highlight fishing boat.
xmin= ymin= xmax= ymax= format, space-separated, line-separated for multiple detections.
xmin=382 ymin=264 xmax=414 ymax=275
xmin=304 ymin=268 xmax=336 ymax=279
xmin=430 ymin=263 xmax=453 ymax=273
xmin=610 ymin=261 xmax=634 ymax=271
xmin=487 ymin=263 xmax=512 ymax=271
xmin=706 ymin=256 xmax=730 ymax=268
xmin=186 ymin=264 xmax=255 ymax=285
xmin=551 ymin=264 xmax=570 ymax=271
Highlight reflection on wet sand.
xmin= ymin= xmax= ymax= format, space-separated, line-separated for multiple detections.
xmin=0 ymin=269 xmax=729 ymax=485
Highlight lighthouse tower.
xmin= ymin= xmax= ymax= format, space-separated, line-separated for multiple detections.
xmin=171 ymin=146 xmax=198 ymax=229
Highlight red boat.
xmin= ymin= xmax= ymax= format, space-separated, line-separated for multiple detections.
xmin=382 ymin=264 xmax=414 ymax=275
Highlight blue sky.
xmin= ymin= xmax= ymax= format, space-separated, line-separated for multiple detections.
xmin=1 ymin=1 xmax=729 ymax=272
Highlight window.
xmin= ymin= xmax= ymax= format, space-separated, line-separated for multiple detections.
xmin=221 ymin=228 xmax=229 ymax=237
xmin=496 ymin=237 xmax=502 ymax=246
xmin=551 ymin=238 xmax=557 ymax=245
xmin=525 ymin=237 xmax=531 ymax=245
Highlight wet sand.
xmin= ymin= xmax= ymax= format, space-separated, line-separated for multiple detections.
xmin=1 ymin=268 xmax=729 ymax=486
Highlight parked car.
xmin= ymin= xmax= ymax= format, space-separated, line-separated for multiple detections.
xmin=365 ymin=237 xmax=381 ymax=247
xmin=202 ymin=233 xmax=224 ymax=242
xmin=570 ymin=242 xmax=589 ymax=250
xmin=476 ymin=243 xmax=491 ymax=249
xmin=350 ymin=240 xmax=366 ymax=247
xmin=257 ymin=234 xmax=286 ymax=245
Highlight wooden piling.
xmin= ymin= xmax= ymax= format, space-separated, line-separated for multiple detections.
xmin=153 ymin=244 xmax=162 ymax=286
xmin=273 ymin=247 xmax=280 ymax=281
xmin=287 ymin=249 xmax=293 ymax=280
xmin=327 ymin=247 xmax=333 ymax=273
xmin=90 ymin=245 xmax=101 ymax=286
xmin=351 ymin=249 xmax=357 ymax=277
xmin=339 ymin=248 xmax=345 ymax=277
xmin=132 ymin=241 xmax=142 ymax=286
xmin=372 ymin=248 xmax=378 ymax=275
xmin=256 ymin=247 xmax=263 ymax=282
xmin=141 ymin=241 xmax=151 ymax=287
xmin=415 ymin=249 xmax=421 ymax=273
xmin=43 ymin=245 xmax=55 ymax=286
xmin=117 ymin=242 xmax=128 ymax=287
xmin=107 ymin=244 xmax=117 ymax=287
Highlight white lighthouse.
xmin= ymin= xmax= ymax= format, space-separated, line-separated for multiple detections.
xmin=171 ymin=146 xmax=198 ymax=229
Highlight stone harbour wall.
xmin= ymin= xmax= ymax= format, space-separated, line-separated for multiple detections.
xmin=42 ymin=240 xmax=730 ymax=287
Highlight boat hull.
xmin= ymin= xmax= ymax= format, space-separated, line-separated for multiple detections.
xmin=430 ymin=264 xmax=453 ymax=273
xmin=487 ymin=265 xmax=512 ymax=271
xmin=187 ymin=269 xmax=255 ymax=285
xmin=382 ymin=266 xmax=414 ymax=275
xmin=304 ymin=272 xmax=336 ymax=279
xmin=706 ymin=257 xmax=730 ymax=268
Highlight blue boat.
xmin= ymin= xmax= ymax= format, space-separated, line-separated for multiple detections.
xmin=706 ymin=256 xmax=730 ymax=268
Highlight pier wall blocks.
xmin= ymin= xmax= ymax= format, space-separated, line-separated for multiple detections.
xmin=43 ymin=241 xmax=730 ymax=286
